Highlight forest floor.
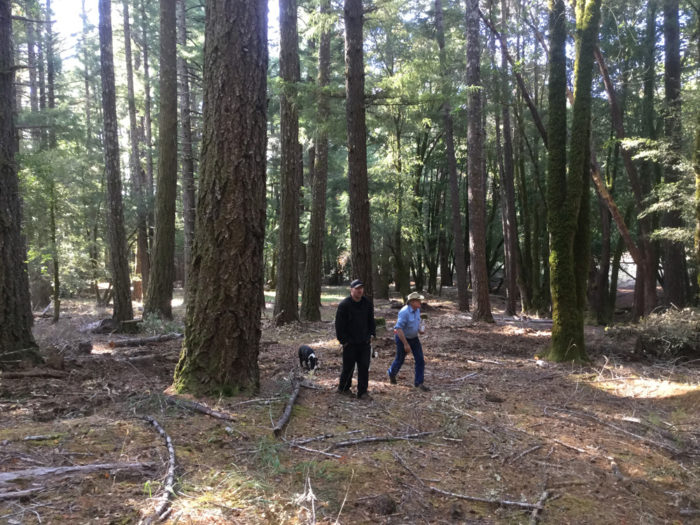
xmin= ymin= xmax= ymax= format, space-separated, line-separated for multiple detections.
xmin=1 ymin=287 xmax=699 ymax=524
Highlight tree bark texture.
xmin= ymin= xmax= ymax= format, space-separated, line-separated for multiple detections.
xmin=436 ymin=0 xmax=469 ymax=311
xmin=344 ymin=0 xmax=373 ymax=297
xmin=177 ymin=0 xmax=196 ymax=298
xmin=173 ymin=0 xmax=267 ymax=396
xmin=0 ymin=0 xmax=40 ymax=360
xmin=301 ymin=0 xmax=330 ymax=322
xmin=98 ymin=0 xmax=133 ymax=324
xmin=145 ymin=0 xmax=178 ymax=319
xmin=273 ymin=0 xmax=301 ymax=324
xmin=465 ymin=0 xmax=493 ymax=322
xmin=123 ymin=0 xmax=150 ymax=300
xmin=661 ymin=0 xmax=688 ymax=307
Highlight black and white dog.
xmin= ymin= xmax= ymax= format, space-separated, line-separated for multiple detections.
xmin=298 ymin=345 xmax=318 ymax=371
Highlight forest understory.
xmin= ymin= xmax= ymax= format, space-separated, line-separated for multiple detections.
xmin=1 ymin=289 xmax=699 ymax=524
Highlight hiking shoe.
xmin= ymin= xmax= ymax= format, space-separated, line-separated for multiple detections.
xmin=387 ymin=371 xmax=397 ymax=385
xmin=415 ymin=384 xmax=431 ymax=392
xmin=358 ymin=392 xmax=373 ymax=401
xmin=337 ymin=388 xmax=354 ymax=397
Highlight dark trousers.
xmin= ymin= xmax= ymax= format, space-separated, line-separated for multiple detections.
xmin=338 ymin=342 xmax=371 ymax=396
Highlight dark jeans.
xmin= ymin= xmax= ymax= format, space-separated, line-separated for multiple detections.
xmin=338 ymin=342 xmax=371 ymax=396
xmin=388 ymin=336 xmax=425 ymax=386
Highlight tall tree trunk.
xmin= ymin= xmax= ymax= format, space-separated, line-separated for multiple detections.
xmin=25 ymin=0 xmax=40 ymax=145
xmin=45 ymin=0 xmax=61 ymax=323
xmin=145 ymin=0 xmax=178 ymax=319
xmin=547 ymin=0 xmax=601 ymax=362
xmin=177 ymin=0 xmax=195 ymax=298
xmin=436 ymin=0 xmax=468 ymax=311
xmin=594 ymin=46 xmax=657 ymax=316
xmin=98 ymin=0 xmax=133 ymax=324
xmin=499 ymin=0 xmax=519 ymax=317
xmin=123 ymin=0 xmax=149 ymax=301
xmin=661 ymin=0 xmax=688 ymax=307
xmin=465 ymin=0 xmax=493 ymax=322
xmin=300 ymin=0 xmax=330 ymax=322
xmin=173 ymin=0 xmax=267 ymax=396
xmin=273 ymin=0 xmax=301 ymax=324
xmin=0 ymin=0 xmax=41 ymax=363
xmin=140 ymin=0 xmax=154 ymax=235
xmin=344 ymin=0 xmax=373 ymax=297
xmin=695 ymin=14 xmax=700 ymax=292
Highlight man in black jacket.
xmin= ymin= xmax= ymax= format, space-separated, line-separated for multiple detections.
xmin=335 ymin=279 xmax=376 ymax=400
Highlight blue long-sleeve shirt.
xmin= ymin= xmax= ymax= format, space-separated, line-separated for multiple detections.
xmin=394 ymin=304 xmax=421 ymax=338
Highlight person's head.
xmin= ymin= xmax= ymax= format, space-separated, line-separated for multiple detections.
xmin=350 ymin=279 xmax=364 ymax=301
xmin=406 ymin=291 xmax=423 ymax=309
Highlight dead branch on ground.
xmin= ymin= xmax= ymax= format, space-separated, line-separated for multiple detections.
xmin=0 ymin=462 xmax=153 ymax=487
xmin=141 ymin=417 xmax=176 ymax=525
xmin=109 ymin=333 xmax=183 ymax=348
xmin=0 ymin=487 xmax=46 ymax=500
xmin=1 ymin=369 xmax=67 ymax=379
xmin=273 ymin=377 xmax=302 ymax=437
xmin=282 ymin=438 xmax=342 ymax=458
xmin=393 ymin=452 xmax=426 ymax=486
xmin=545 ymin=407 xmax=682 ymax=456
xmin=529 ymin=490 xmax=554 ymax=524
xmin=506 ymin=444 xmax=543 ymax=464
xmin=164 ymin=395 xmax=235 ymax=421
xmin=330 ymin=431 xmax=434 ymax=450
xmin=430 ymin=486 xmax=544 ymax=510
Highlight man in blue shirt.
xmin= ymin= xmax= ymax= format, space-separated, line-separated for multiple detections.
xmin=388 ymin=291 xmax=430 ymax=391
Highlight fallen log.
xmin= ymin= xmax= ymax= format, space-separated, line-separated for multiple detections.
xmin=109 ymin=333 xmax=183 ymax=348
xmin=0 ymin=462 xmax=153 ymax=487
xmin=273 ymin=378 xmax=302 ymax=437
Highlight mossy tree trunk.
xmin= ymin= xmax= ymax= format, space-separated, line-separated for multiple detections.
xmin=546 ymin=0 xmax=601 ymax=362
xmin=173 ymin=0 xmax=267 ymax=396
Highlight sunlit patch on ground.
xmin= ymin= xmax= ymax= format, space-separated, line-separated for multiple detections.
xmin=589 ymin=376 xmax=699 ymax=399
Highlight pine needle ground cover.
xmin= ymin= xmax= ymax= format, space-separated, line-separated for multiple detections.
xmin=1 ymin=289 xmax=698 ymax=523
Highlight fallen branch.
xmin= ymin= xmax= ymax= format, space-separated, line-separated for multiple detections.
xmin=507 ymin=444 xmax=543 ymax=464
xmin=141 ymin=417 xmax=176 ymax=525
xmin=1 ymin=369 xmax=67 ymax=379
xmin=0 ymin=487 xmax=46 ymax=500
xmin=0 ymin=462 xmax=152 ymax=486
xmin=290 ymin=430 xmax=363 ymax=446
xmin=109 ymin=333 xmax=183 ymax=348
xmin=552 ymin=439 xmax=587 ymax=454
xmin=529 ymin=490 xmax=553 ymax=524
xmin=545 ymin=407 xmax=682 ymax=456
xmin=283 ymin=438 xmax=342 ymax=458
xmin=273 ymin=378 xmax=302 ymax=437
xmin=451 ymin=372 xmax=479 ymax=382
xmin=164 ymin=395 xmax=235 ymax=422
xmin=23 ymin=434 xmax=61 ymax=441
xmin=330 ymin=431 xmax=434 ymax=450
xmin=393 ymin=452 xmax=426 ymax=486
xmin=430 ymin=486 xmax=543 ymax=510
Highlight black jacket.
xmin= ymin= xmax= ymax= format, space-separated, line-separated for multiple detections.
xmin=335 ymin=296 xmax=376 ymax=346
